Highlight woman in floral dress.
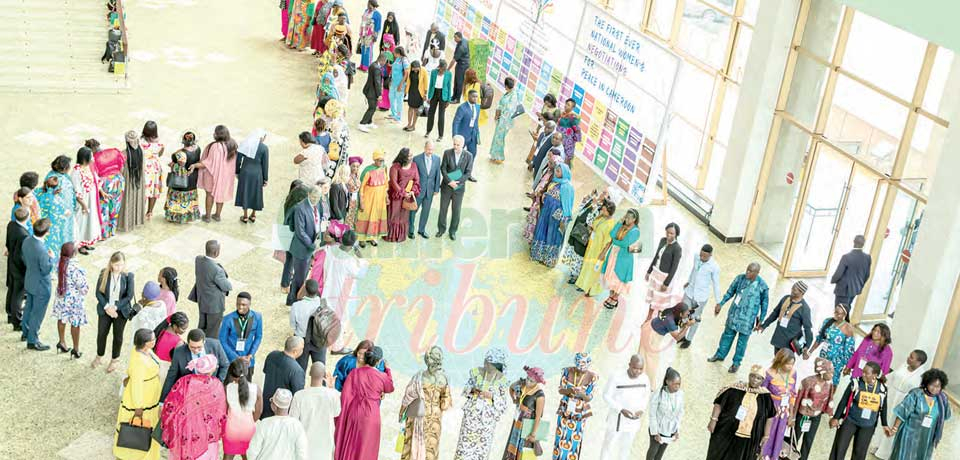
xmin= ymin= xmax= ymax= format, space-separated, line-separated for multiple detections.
xmin=489 ymin=77 xmax=522 ymax=163
xmin=37 ymin=156 xmax=77 ymax=256
xmin=530 ymin=163 xmax=575 ymax=268
xmin=805 ymin=304 xmax=856 ymax=387
xmin=285 ymin=0 xmax=315 ymax=50
xmin=165 ymin=132 xmax=202 ymax=224
xmin=345 ymin=156 xmax=363 ymax=228
xmin=70 ymin=147 xmax=102 ymax=254
xmin=558 ymin=99 xmax=582 ymax=166
xmin=140 ymin=121 xmax=165 ymax=220
xmin=52 ymin=242 xmax=87 ymax=358
xmin=454 ymin=349 xmax=510 ymax=460
xmin=560 ymin=189 xmax=605 ymax=283
xmin=357 ymin=0 xmax=382 ymax=71
xmin=91 ymin=139 xmax=126 ymax=238
xmin=524 ymin=150 xmax=561 ymax=243
xmin=502 ymin=367 xmax=547 ymax=460
xmin=552 ymin=353 xmax=597 ymax=460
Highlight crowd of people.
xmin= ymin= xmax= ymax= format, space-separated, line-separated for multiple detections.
xmin=2 ymin=1 xmax=954 ymax=459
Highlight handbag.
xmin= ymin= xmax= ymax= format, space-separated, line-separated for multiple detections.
xmin=394 ymin=427 xmax=405 ymax=453
xmin=511 ymin=103 xmax=526 ymax=119
xmin=405 ymin=397 xmax=426 ymax=417
xmin=402 ymin=196 xmax=418 ymax=211
xmin=166 ymin=173 xmax=188 ymax=189
xmin=779 ymin=432 xmax=801 ymax=460
xmin=570 ymin=221 xmax=591 ymax=246
xmin=116 ymin=416 xmax=152 ymax=452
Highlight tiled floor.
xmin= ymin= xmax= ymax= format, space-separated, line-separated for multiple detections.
xmin=0 ymin=0 xmax=955 ymax=459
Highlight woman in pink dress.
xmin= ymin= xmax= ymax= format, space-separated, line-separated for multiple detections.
xmin=191 ymin=125 xmax=237 ymax=222
xmin=152 ymin=312 xmax=188 ymax=363
xmin=384 ymin=148 xmax=419 ymax=242
xmin=158 ymin=267 xmax=179 ymax=317
xmin=223 ymin=359 xmax=262 ymax=459
xmin=334 ymin=346 xmax=394 ymax=460
xmin=161 ymin=354 xmax=227 ymax=460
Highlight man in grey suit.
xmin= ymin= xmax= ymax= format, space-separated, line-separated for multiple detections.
xmin=285 ymin=186 xmax=321 ymax=306
xmin=20 ymin=218 xmax=53 ymax=350
xmin=409 ymin=140 xmax=442 ymax=239
xmin=191 ymin=240 xmax=232 ymax=338
xmin=161 ymin=328 xmax=230 ymax=400
xmin=436 ymin=135 xmax=474 ymax=241
xmin=831 ymin=235 xmax=872 ymax=307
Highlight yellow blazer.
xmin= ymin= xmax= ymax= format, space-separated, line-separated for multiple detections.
xmin=405 ymin=68 xmax=429 ymax=100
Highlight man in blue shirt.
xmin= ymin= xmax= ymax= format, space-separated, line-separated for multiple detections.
xmin=219 ymin=292 xmax=264 ymax=380
xmin=679 ymin=243 xmax=721 ymax=349
xmin=707 ymin=262 xmax=768 ymax=373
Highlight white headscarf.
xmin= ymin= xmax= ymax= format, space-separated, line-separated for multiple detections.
xmin=238 ymin=128 xmax=267 ymax=159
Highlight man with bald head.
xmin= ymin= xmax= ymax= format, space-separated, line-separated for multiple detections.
xmin=708 ymin=262 xmax=769 ymax=373
xmin=262 ymin=336 xmax=306 ymax=418
xmin=437 ymin=135 xmax=474 ymax=240
xmin=290 ymin=362 xmax=342 ymax=460
xmin=410 ymin=140 xmax=442 ymax=239
xmin=831 ymin=234 xmax=872 ymax=307
xmin=191 ymin=239 xmax=232 ymax=338
xmin=599 ymin=354 xmax=650 ymax=460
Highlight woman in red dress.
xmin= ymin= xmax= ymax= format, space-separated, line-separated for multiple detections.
xmin=334 ymin=346 xmax=394 ymax=460
xmin=384 ymin=148 xmax=420 ymax=242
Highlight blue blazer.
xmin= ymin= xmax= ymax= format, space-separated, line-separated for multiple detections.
xmin=219 ymin=310 xmax=264 ymax=367
xmin=412 ymin=153 xmax=442 ymax=199
xmin=427 ymin=70 xmax=453 ymax=102
xmin=21 ymin=236 xmax=52 ymax=296
xmin=452 ymin=103 xmax=481 ymax=148
xmin=285 ymin=200 xmax=319 ymax=260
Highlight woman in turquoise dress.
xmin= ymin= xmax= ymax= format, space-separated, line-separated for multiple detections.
xmin=489 ymin=77 xmax=522 ymax=163
xmin=889 ymin=369 xmax=952 ymax=460
xmin=530 ymin=164 xmax=574 ymax=268
xmin=552 ymin=353 xmax=597 ymax=460
xmin=36 ymin=155 xmax=77 ymax=256
xmin=805 ymin=304 xmax=857 ymax=386
xmin=600 ymin=209 xmax=641 ymax=309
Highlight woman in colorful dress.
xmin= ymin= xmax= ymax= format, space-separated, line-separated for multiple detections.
xmin=888 ymin=368 xmax=952 ymax=460
xmin=804 ymin=303 xmax=857 ymax=387
xmin=117 ymin=130 xmax=145 ymax=233
xmin=399 ymin=346 xmax=452 ymax=460
xmin=223 ymin=359 xmax=262 ymax=459
xmin=377 ymin=35 xmax=396 ymax=111
xmin=558 ymin=99 xmax=582 ymax=166
xmin=388 ymin=46 xmax=409 ymax=122
xmin=52 ymin=242 xmax=87 ymax=358
xmin=191 ymin=125 xmax=237 ymax=222
xmin=317 ymin=52 xmax=340 ymax=101
xmin=530 ymin=163 xmax=575 ymax=268
xmin=357 ymin=0 xmax=382 ymax=71
xmin=355 ymin=149 xmax=388 ymax=247
xmin=600 ymin=209 xmax=641 ymax=309
xmin=345 ymin=156 xmax=364 ymax=228
xmin=114 ymin=329 xmax=162 ymax=460
xmin=70 ymin=147 xmax=102 ymax=254
xmin=164 ymin=131 xmax=202 ymax=224
xmin=310 ymin=0 xmax=331 ymax=54
xmin=489 ymin=77 xmax=522 ymax=163
xmin=379 ymin=11 xmax=399 ymax=53
xmin=36 ymin=155 xmax=77 ymax=256
xmin=760 ymin=349 xmax=798 ymax=460
xmin=296 ymin=131 xmax=330 ymax=186
xmin=89 ymin=138 xmax=126 ymax=238
xmin=844 ymin=322 xmax=894 ymax=379
xmin=645 ymin=223 xmax=683 ymax=316
xmin=560 ymin=189 xmax=606 ymax=284
xmin=140 ymin=121 xmax=165 ymax=220
xmin=131 ymin=282 xmax=170 ymax=334
xmin=575 ymin=199 xmax=616 ymax=296
xmin=385 ymin=148 xmax=420 ymax=243
xmin=279 ymin=0 xmax=292 ymax=39
xmin=552 ymin=353 xmax=597 ymax=460
xmin=160 ymin=354 xmax=228 ymax=460
xmin=152 ymin=312 xmax=188 ymax=381
xmin=11 ymin=172 xmax=40 ymax=233
xmin=234 ymin=129 xmax=270 ymax=224
xmin=523 ymin=150 xmax=562 ymax=243
xmin=285 ymin=0 xmax=315 ymax=50
xmin=503 ymin=366 xmax=547 ymax=460
xmin=454 ymin=348 xmax=510 ymax=460
xmin=876 ymin=350 xmax=929 ymax=459
xmin=791 ymin=358 xmax=835 ymax=460
xmin=157 ymin=267 xmax=179 ymax=317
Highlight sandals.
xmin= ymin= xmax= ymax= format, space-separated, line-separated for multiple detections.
xmin=603 ymin=297 xmax=619 ymax=309
xmin=212 ymin=214 xmax=221 ymax=222
xmin=240 ymin=216 xmax=249 ymax=223
xmin=249 ymin=215 xmax=257 ymax=223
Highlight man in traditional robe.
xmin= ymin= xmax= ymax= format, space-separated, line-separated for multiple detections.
xmin=599 ymin=354 xmax=651 ymax=460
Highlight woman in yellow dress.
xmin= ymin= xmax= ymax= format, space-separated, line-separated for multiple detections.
xmin=575 ymin=199 xmax=617 ymax=296
xmin=355 ymin=149 xmax=389 ymax=247
xmin=114 ymin=328 xmax=162 ymax=460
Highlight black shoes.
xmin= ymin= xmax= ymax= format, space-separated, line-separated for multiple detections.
xmin=408 ymin=233 xmax=415 ymax=240
xmin=71 ymin=349 xmax=83 ymax=359
xmin=418 ymin=232 xmax=430 ymax=239
xmin=467 ymin=177 xmax=477 ymax=182
xmin=435 ymin=231 xmax=444 ymax=238
xmin=56 ymin=343 xmax=71 ymax=353
xmin=678 ymin=339 xmax=692 ymax=349
xmin=728 ymin=365 xmax=740 ymax=373
xmin=27 ymin=342 xmax=50 ymax=351
xmin=449 ymin=233 xmax=457 ymax=241
xmin=707 ymin=356 xmax=721 ymax=363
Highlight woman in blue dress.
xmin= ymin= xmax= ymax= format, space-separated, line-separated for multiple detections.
xmin=889 ymin=369 xmax=952 ymax=460
xmin=530 ymin=163 xmax=574 ymax=268
xmin=804 ymin=304 xmax=857 ymax=386
xmin=36 ymin=155 xmax=77 ymax=257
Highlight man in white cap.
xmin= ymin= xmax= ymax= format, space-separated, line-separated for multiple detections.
xmin=248 ymin=388 xmax=308 ymax=460
xmin=599 ymin=354 xmax=650 ymax=460
xmin=290 ymin=362 xmax=341 ymax=460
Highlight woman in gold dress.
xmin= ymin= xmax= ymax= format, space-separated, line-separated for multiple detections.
xmin=399 ymin=346 xmax=453 ymax=460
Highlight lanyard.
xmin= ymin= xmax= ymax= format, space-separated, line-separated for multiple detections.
xmin=924 ymin=395 xmax=936 ymax=416
xmin=238 ymin=316 xmax=249 ymax=339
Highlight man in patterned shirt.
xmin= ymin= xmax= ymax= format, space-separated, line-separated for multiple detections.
xmin=707 ymin=262 xmax=769 ymax=374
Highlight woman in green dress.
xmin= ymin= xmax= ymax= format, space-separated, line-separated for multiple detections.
xmin=488 ymin=77 xmax=522 ymax=163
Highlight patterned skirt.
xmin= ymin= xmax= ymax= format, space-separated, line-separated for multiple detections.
xmin=553 ymin=415 xmax=586 ymax=460
xmin=560 ymin=246 xmax=584 ymax=280
xmin=143 ymin=155 xmax=164 ymax=199
xmin=52 ymin=296 xmax=88 ymax=327
xmin=165 ymin=189 xmax=200 ymax=224
xmin=645 ymin=267 xmax=683 ymax=311
xmin=100 ymin=173 xmax=125 ymax=238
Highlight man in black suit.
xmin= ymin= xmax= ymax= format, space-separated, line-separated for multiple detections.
xmin=261 ymin=336 xmax=306 ymax=418
xmin=529 ymin=120 xmax=557 ymax=179
xmin=284 ymin=186 xmax=321 ymax=306
xmin=831 ymin=235 xmax=872 ymax=306
xmin=358 ymin=53 xmax=386 ymax=132
xmin=421 ymin=23 xmax=446 ymax=62
xmin=436 ymin=135 xmax=474 ymax=241
xmin=191 ymin=240 xmax=232 ymax=338
xmin=449 ymin=31 xmax=470 ymax=104
xmin=161 ymin=329 xmax=230 ymax=400
xmin=5 ymin=208 xmax=29 ymax=330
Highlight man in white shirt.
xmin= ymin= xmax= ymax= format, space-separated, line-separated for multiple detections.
xmin=248 ymin=389 xmax=308 ymax=460
xmin=290 ymin=279 xmax=326 ymax=370
xmin=599 ymin=354 xmax=650 ymax=460
xmin=320 ymin=230 xmax=369 ymax=354
xmin=290 ymin=362 xmax=341 ymax=460
xmin=680 ymin=243 xmax=721 ymax=349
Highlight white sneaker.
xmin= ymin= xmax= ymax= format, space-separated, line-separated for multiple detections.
xmin=358 ymin=124 xmax=371 ymax=133
xmin=369 ymin=123 xmax=378 ymax=129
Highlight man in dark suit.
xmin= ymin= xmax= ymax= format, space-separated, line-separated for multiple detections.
xmin=436 ymin=135 xmax=474 ymax=241
xmin=358 ymin=53 xmax=386 ymax=132
xmin=21 ymin=218 xmax=53 ymax=350
xmin=409 ymin=140 xmax=442 ymax=239
xmin=831 ymin=235 xmax=872 ymax=306
xmin=261 ymin=336 xmax=306 ymax=418
xmin=191 ymin=240 xmax=232 ymax=338
xmin=529 ymin=120 xmax=557 ymax=178
xmin=421 ymin=23 xmax=446 ymax=62
xmin=5 ymin=208 xmax=29 ymax=330
xmin=452 ymin=90 xmax=481 ymax=159
xmin=449 ymin=32 xmax=470 ymax=104
xmin=285 ymin=186 xmax=321 ymax=306
xmin=161 ymin=329 xmax=230 ymax=400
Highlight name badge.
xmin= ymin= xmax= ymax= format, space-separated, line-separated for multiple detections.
xmin=922 ymin=415 xmax=933 ymax=428
xmin=822 ymin=343 xmax=830 ymax=353
xmin=784 ymin=427 xmax=791 ymax=437
xmin=858 ymin=358 xmax=867 ymax=369
xmin=861 ymin=409 xmax=873 ymax=419
xmin=235 ymin=340 xmax=246 ymax=352
xmin=779 ymin=317 xmax=790 ymax=328
xmin=801 ymin=419 xmax=812 ymax=432
xmin=735 ymin=406 xmax=747 ymax=421
xmin=780 ymin=396 xmax=790 ymax=408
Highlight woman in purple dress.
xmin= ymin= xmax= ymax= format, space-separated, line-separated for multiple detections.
xmin=384 ymin=148 xmax=420 ymax=242
xmin=761 ymin=349 xmax=798 ymax=459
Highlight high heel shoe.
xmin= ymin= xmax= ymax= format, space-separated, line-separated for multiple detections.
xmin=56 ymin=343 xmax=71 ymax=353
xmin=71 ymin=349 xmax=82 ymax=359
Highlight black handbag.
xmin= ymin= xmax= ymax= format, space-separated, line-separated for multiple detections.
xmin=570 ymin=221 xmax=591 ymax=246
xmin=116 ymin=416 xmax=152 ymax=451
xmin=166 ymin=173 xmax=188 ymax=189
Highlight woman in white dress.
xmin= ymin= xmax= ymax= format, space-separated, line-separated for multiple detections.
xmin=71 ymin=147 xmax=102 ymax=255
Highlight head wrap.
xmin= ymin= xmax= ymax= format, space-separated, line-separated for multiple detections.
xmin=372 ymin=149 xmax=385 ymax=161
xmin=327 ymin=220 xmax=350 ymax=240
xmin=749 ymin=364 xmax=765 ymax=377
xmin=142 ymin=281 xmax=161 ymax=301
xmin=814 ymin=357 xmax=834 ymax=377
xmin=348 ymin=156 xmax=364 ymax=166
xmin=186 ymin=354 xmax=218 ymax=375
xmin=552 ymin=163 xmax=575 ymax=219
xmin=324 ymin=99 xmax=343 ymax=119
xmin=574 ymin=352 xmax=592 ymax=371
xmin=334 ymin=24 xmax=347 ymax=36
xmin=524 ymin=366 xmax=546 ymax=385
xmin=237 ymin=129 xmax=266 ymax=159
xmin=794 ymin=281 xmax=808 ymax=294
xmin=484 ymin=348 xmax=507 ymax=371
xmin=125 ymin=130 xmax=143 ymax=185
xmin=366 ymin=346 xmax=384 ymax=364
xmin=271 ymin=388 xmax=293 ymax=410
xmin=125 ymin=130 xmax=139 ymax=146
